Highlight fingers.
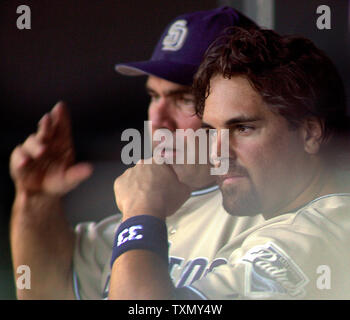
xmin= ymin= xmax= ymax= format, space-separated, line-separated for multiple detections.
xmin=10 ymin=101 xmax=72 ymax=177
xmin=9 ymin=101 xmax=90 ymax=195
xmin=9 ymin=145 xmax=31 ymax=178
xmin=50 ymin=101 xmax=72 ymax=140
xmin=61 ymin=163 xmax=93 ymax=192
xmin=25 ymin=101 xmax=73 ymax=157
xmin=37 ymin=113 xmax=52 ymax=143
xmin=21 ymin=134 xmax=46 ymax=159
xmin=10 ymin=136 xmax=43 ymax=179
xmin=36 ymin=101 xmax=72 ymax=142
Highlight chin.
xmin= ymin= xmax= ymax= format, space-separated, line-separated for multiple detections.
xmin=221 ymin=185 xmax=261 ymax=217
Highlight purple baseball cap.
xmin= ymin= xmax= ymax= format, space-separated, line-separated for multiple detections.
xmin=115 ymin=6 xmax=257 ymax=86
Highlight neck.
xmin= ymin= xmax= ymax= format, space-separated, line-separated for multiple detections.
xmin=263 ymin=166 xmax=338 ymax=220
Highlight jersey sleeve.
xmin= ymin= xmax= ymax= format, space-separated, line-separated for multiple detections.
xmin=73 ymin=214 xmax=122 ymax=299
xmin=187 ymin=201 xmax=350 ymax=300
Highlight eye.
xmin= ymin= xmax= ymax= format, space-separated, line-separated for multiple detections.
xmin=235 ymin=124 xmax=255 ymax=135
xmin=179 ymin=97 xmax=195 ymax=106
xmin=149 ymin=94 xmax=159 ymax=103
xmin=175 ymin=94 xmax=196 ymax=113
xmin=147 ymin=90 xmax=160 ymax=103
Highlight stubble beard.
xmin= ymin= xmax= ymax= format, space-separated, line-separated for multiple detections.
xmin=216 ymin=160 xmax=262 ymax=216
xmin=220 ymin=182 xmax=262 ymax=216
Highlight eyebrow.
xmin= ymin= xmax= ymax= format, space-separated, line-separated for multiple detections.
xmin=201 ymin=116 xmax=262 ymax=129
xmin=145 ymin=86 xmax=193 ymax=97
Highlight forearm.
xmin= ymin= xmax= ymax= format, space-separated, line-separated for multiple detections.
xmin=109 ymin=160 xmax=191 ymax=300
xmin=108 ymin=250 xmax=175 ymax=300
xmin=10 ymin=192 xmax=75 ymax=299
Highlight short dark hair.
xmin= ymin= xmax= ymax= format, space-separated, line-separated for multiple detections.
xmin=193 ymin=27 xmax=350 ymax=168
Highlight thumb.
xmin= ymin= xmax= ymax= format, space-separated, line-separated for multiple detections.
xmin=62 ymin=162 xmax=94 ymax=192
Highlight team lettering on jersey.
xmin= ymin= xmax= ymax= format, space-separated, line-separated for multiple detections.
xmin=102 ymin=255 xmax=228 ymax=299
xmin=239 ymin=242 xmax=309 ymax=298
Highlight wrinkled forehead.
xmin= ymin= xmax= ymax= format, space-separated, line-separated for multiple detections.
xmin=146 ymin=75 xmax=193 ymax=96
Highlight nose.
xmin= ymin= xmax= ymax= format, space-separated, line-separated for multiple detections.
xmin=209 ymin=128 xmax=231 ymax=167
xmin=148 ymin=98 xmax=177 ymax=132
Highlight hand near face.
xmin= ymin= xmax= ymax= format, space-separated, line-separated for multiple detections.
xmin=114 ymin=159 xmax=191 ymax=220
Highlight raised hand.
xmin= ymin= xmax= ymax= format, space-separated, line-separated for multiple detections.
xmin=10 ymin=101 xmax=93 ymax=196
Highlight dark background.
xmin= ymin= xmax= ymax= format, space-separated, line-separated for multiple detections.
xmin=0 ymin=0 xmax=349 ymax=299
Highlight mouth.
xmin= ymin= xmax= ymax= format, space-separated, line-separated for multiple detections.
xmin=218 ymin=174 xmax=247 ymax=186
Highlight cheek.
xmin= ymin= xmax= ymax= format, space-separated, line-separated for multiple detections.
xmin=147 ymin=104 xmax=160 ymax=123
xmin=236 ymin=131 xmax=306 ymax=193
xmin=234 ymin=133 xmax=294 ymax=179
xmin=234 ymin=140 xmax=267 ymax=174
xmin=147 ymin=107 xmax=155 ymax=130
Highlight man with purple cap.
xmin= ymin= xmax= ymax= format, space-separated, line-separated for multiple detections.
xmin=115 ymin=7 xmax=256 ymax=190
xmin=10 ymin=7 xmax=262 ymax=300
xmin=116 ymin=6 xmax=253 ymax=86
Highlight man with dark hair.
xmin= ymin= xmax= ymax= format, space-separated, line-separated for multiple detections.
xmin=109 ymin=27 xmax=350 ymax=299
xmin=195 ymin=27 xmax=350 ymax=171
xmin=9 ymin=8 xmax=263 ymax=300
xmin=194 ymin=27 xmax=350 ymax=219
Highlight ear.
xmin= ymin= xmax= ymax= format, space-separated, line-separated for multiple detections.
xmin=301 ymin=117 xmax=324 ymax=155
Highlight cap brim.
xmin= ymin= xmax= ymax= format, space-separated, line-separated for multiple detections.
xmin=115 ymin=60 xmax=197 ymax=86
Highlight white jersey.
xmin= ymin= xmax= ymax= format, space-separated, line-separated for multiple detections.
xmin=188 ymin=193 xmax=350 ymax=300
xmin=74 ymin=188 xmax=350 ymax=300
xmin=73 ymin=186 xmax=265 ymax=299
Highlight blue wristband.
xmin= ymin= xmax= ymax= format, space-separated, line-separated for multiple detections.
xmin=110 ymin=215 xmax=169 ymax=268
